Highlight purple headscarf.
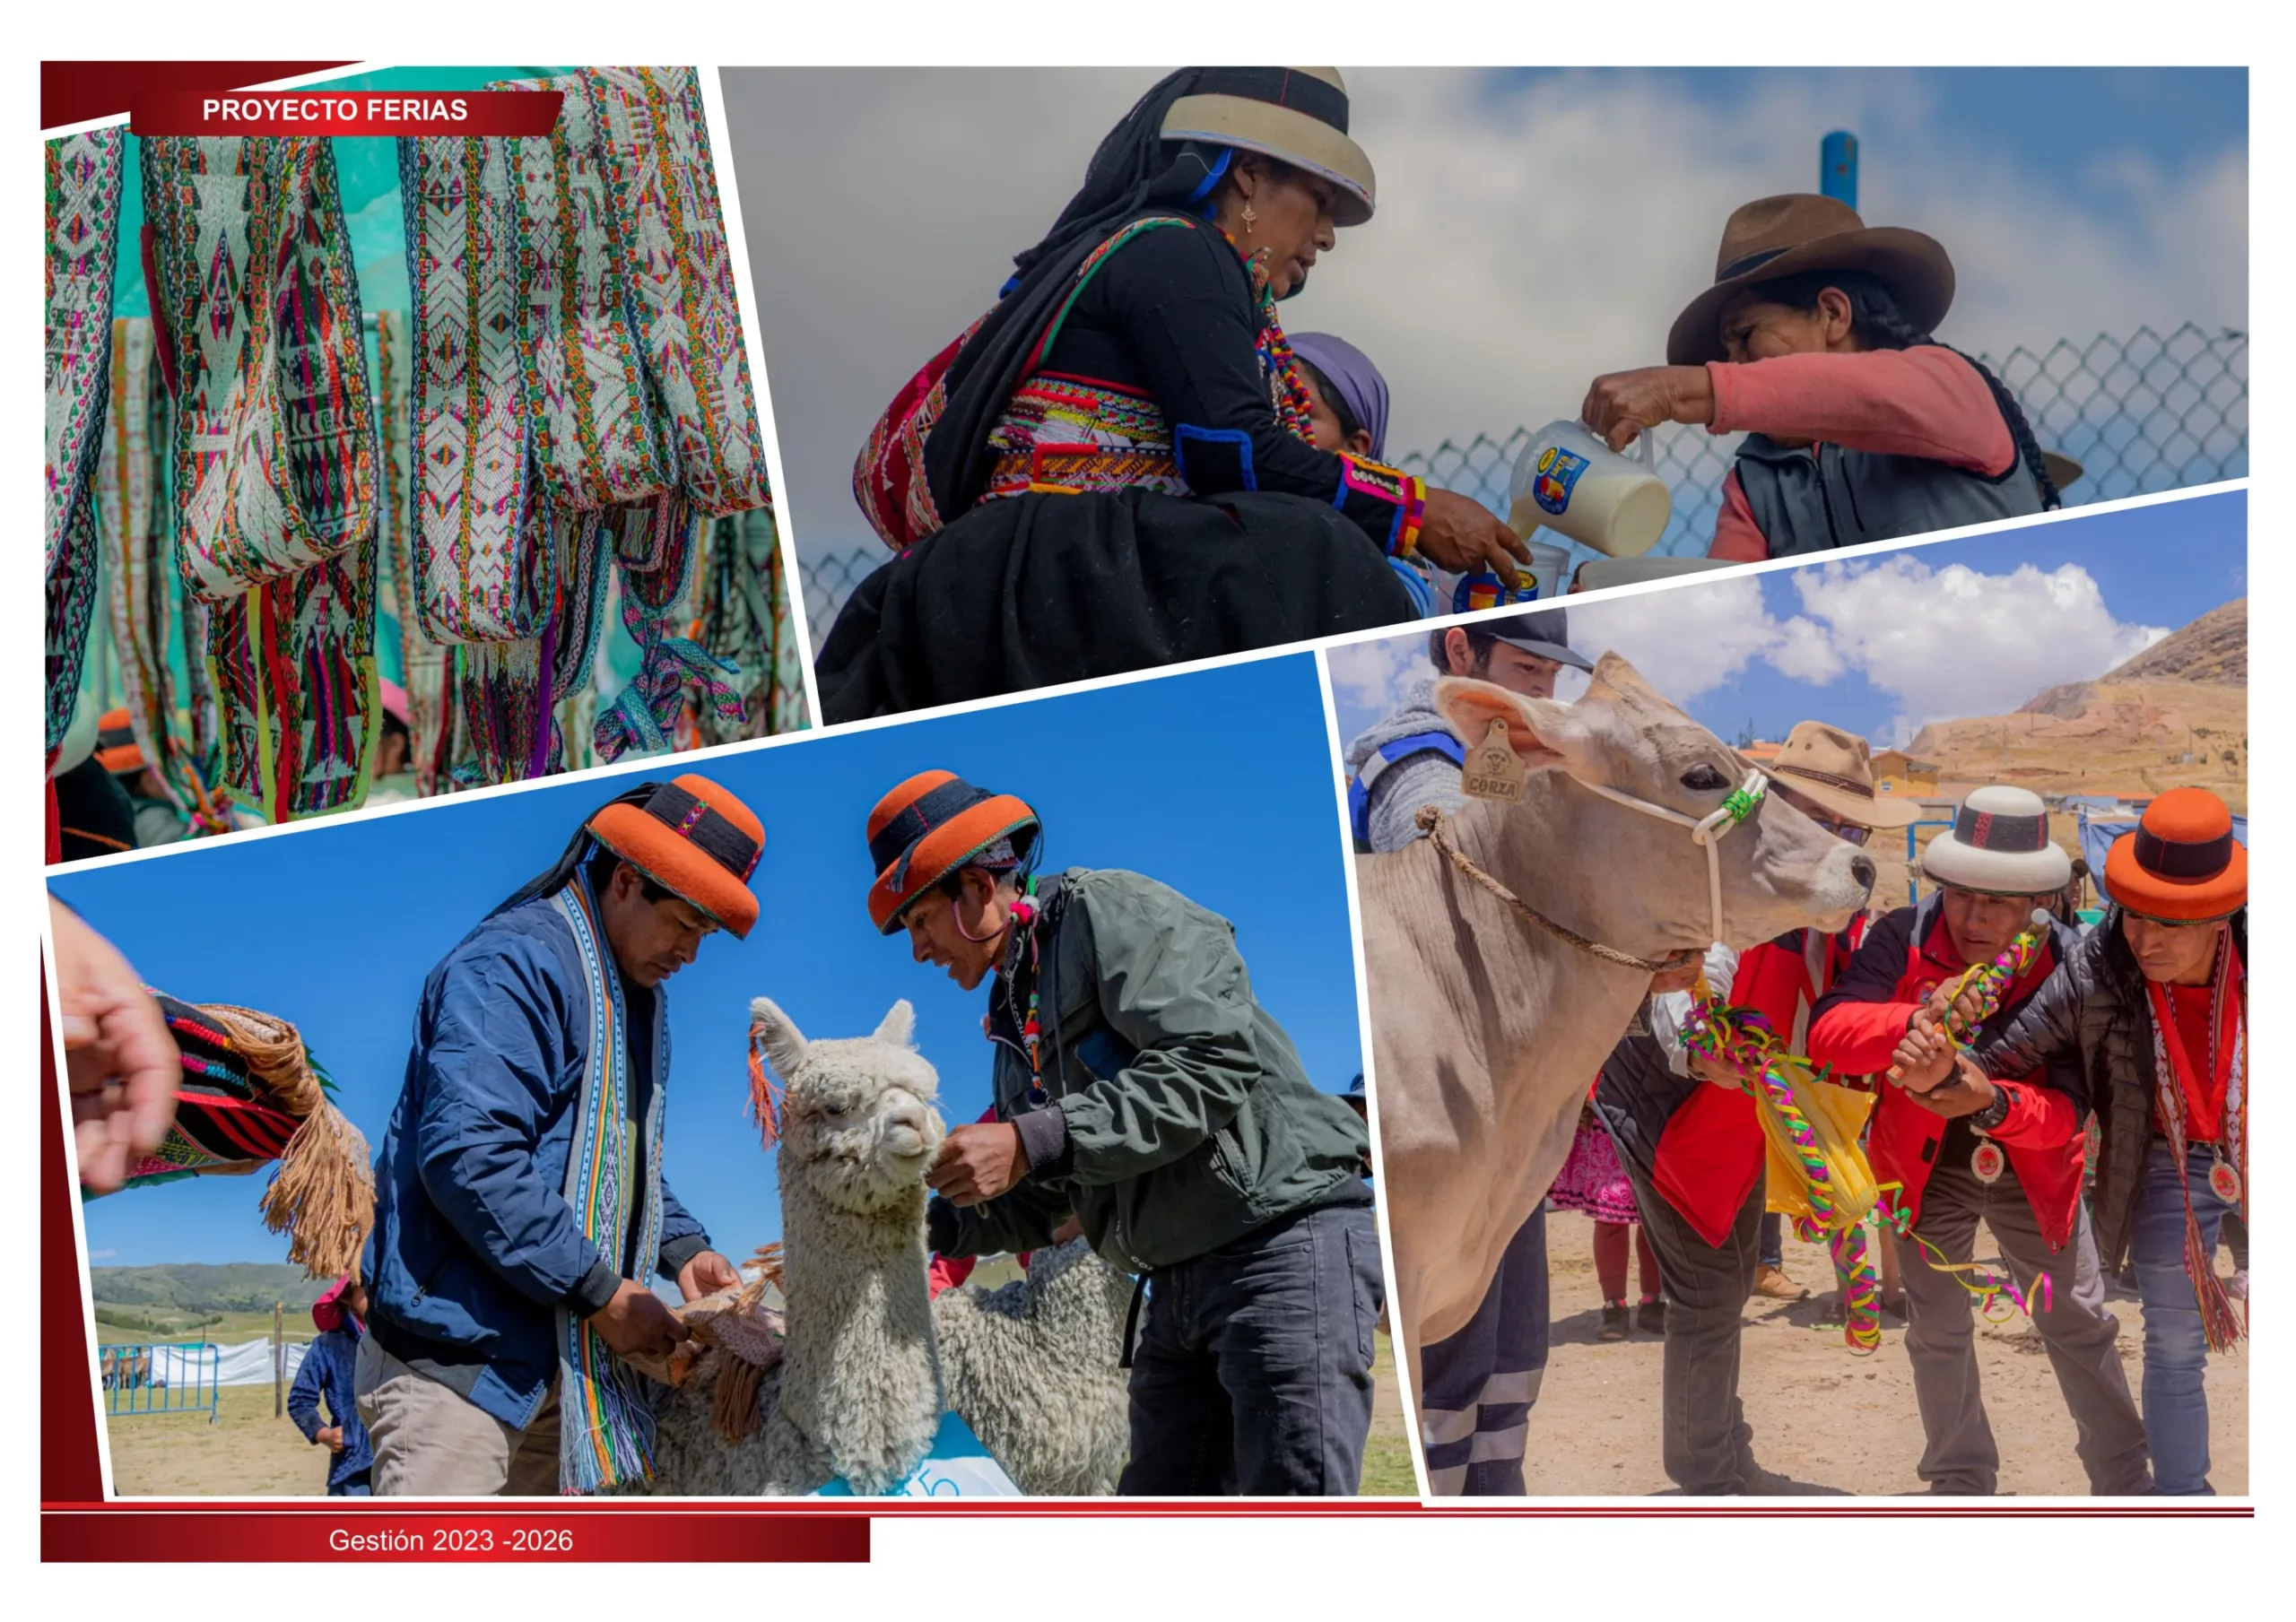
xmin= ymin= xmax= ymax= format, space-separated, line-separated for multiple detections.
xmin=1289 ymin=331 xmax=1391 ymax=462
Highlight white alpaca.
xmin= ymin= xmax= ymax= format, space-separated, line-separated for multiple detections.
xmin=648 ymin=997 xmax=946 ymax=1496
xmin=934 ymin=1236 xmax=1135 ymax=1496
xmin=643 ymin=997 xmax=1135 ymax=1496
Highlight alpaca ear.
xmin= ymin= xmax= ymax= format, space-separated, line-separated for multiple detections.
xmin=749 ymin=996 xmax=807 ymax=1077
xmin=874 ymin=999 xmax=917 ymax=1049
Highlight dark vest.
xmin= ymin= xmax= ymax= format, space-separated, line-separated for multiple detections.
xmin=1735 ymin=417 xmax=2045 ymax=559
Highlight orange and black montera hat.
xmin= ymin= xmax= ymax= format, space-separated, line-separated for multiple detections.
xmin=2106 ymin=787 xmax=2246 ymax=924
xmin=866 ymin=770 xmax=1041 ymax=934
xmin=588 ymin=773 xmax=767 ymax=938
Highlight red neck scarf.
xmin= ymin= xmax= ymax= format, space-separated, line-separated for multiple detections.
xmin=2144 ymin=928 xmax=2246 ymax=1352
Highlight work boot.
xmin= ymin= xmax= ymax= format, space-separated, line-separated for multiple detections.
xmin=1599 ymin=1303 xmax=1630 ymax=1341
xmin=1752 ymin=1264 xmax=1807 ymax=1301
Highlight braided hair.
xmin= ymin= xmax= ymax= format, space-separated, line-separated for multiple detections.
xmin=1744 ymin=269 xmax=2061 ymax=509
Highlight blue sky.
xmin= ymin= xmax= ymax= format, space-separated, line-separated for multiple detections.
xmin=1328 ymin=490 xmax=2247 ymax=750
xmin=58 ymin=655 xmax=1361 ymax=1271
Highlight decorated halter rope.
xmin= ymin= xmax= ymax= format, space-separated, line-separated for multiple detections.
xmin=1885 ymin=908 xmax=2053 ymax=1086
xmin=1683 ymin=991 xmax=1881 ymax=1354
xmin=1582 ymin=768 xmax=1770 ymax=951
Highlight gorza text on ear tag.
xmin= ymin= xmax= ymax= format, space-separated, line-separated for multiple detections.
xmin=1462 ymin=718 xmax=1526 ymax=803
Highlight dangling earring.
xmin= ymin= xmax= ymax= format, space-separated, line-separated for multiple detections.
xmin=1241 ymin=202 xmax=1257 ymax=231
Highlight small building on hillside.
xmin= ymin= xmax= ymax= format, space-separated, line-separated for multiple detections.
xmin=1871 ymin=750 xmax=1941 ymax=802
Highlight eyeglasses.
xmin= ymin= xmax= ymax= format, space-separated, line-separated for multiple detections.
xmin=1810 ymin=817 xmax=1872 ymax=846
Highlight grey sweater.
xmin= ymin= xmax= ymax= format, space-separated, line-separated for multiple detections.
xmin=1342 ymin=677 xmax=1474 ymax=854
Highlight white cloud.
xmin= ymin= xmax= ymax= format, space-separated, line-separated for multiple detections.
xmin=723 ymin=68 xmax=2245 ymax=574
xmin=89 ymin=1249 xmax=116 ymax=1261
xmin=1326 ymin=634 xmax=1423 ymax=716
xmin=1561 ymin=574 xmax=1803 ymax=701
xmin=1788 ymin=555 xmax=2168 ymax=742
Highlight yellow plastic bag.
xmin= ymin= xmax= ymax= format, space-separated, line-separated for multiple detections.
xmin=1755 ymin=1064 xmax=1881 ymax=1236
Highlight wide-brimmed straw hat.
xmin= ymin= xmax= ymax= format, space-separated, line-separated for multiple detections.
xmin=2106 ymin=786 xmax=2246 ymax=923
xmin=1161 ymin=67 xmax=1376 ymax=227
xmin=1764 ymin=722 xmax=1921 ymax=829
xmin=867 ymin=770 xmax=1043 ymax=934
xmin=1920 ymin=785 xmax=2070 ymax=896
xmin=589 ymin=774 xmax=766 ymax=939
xmin=1667 ymin=194 xmax=1955 ymax=367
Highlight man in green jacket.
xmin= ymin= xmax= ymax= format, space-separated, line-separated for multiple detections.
xmin=865 ymin=769 xmax=1383 ymax=1496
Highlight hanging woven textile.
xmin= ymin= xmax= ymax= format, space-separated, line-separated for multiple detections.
xmin=142 ymin=134 xmax=382 ymax=822
xmin=375 ymin=308 xmax=451 ymax=794
xmin=402 ymin=134 xmax=556 ymax=644
xmin=594 ymin=494 xmax=743 ymax=762
xmin=690 ymin=503 xmax=798 ymax=746
xmin=448 ymin=507 xmax=619 ymax=788
xmin=497 ymin=74 xmax=672 ymax=512
xmin=580 ymin=66 xmax=771 ymax=519
xmin=95 ymin=317 xmax=226 ymax=832
xmin=96 ymin=994 xmax=377 ymax=1282
xmin=45 ymin=128 xmax=125 ymax=754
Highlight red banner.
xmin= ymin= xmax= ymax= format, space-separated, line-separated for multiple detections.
xmin=130 ymin=90 xmax=562 ymax=136
xmin=43 ymin=1507 xmax=871 ymax=1563
xmin=42 ymin=62 xmax=357 ymax=131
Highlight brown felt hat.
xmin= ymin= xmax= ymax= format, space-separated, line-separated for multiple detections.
xmin=1764 ymin=721 xmax=1923 ymax=829
xmin=588 ymin=774 xmax=765 ymax=939
xmin=1667 ymin=194 xmax=1956 ymax=367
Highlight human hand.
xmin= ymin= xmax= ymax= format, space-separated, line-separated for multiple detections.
xmin=1648 ymin=961 xmax=1704 ymax=996
xmin=1580 ymin=366 xmax=1716 ymax=453
xmin=1891 ymin=1010 xmax=1958 ymax=1094
xmin=1050 ymin=1215 xmax=1085 ymax=1245
xmin=1414 ymin=487 xmax=1533 ymax=577
xmin=926 ymin=1122 xmax=1030 ymax=1206
xmin=1908 ymin=1055 xmax=1997 ymax=1120
xmin=317 ymin=1425 xmax=345 ymax=1452
xmin=1689 ymin=1052 xmax=1742 ymax=1089
xmin=675 ymin=1249 xmax=741 ymax=1303
xmin=588 ymin=1279 xmax=689 ymax=1360
xmin=51 ymin=898 xmax=179 ymax=1194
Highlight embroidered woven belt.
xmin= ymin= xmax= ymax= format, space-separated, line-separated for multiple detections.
xmin=985 ymin=444 xmax=1187 ymax=500
xmin=44 ymin=128 xmax=124 ymax=751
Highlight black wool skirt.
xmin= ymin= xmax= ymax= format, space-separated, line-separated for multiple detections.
xmin=813 ymin=487 xmax=1418 ymax=721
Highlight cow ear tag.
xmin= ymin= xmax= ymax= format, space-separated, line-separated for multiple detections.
xmin=1462 ymin=718 xmax=1526 ymax=803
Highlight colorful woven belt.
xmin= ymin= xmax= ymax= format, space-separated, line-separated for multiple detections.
xmin=44 ymin=128 xmax=124 ymax=752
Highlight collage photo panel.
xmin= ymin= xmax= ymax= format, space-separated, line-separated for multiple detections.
xmin=39 ymin=58 xmax=2249 ymax=1538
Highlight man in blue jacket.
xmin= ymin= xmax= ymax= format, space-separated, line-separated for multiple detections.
xmin=357 ymin=775 xmax=763 ymax=1496
xmin=289 ymin=1274 xmax=373 ymax=1495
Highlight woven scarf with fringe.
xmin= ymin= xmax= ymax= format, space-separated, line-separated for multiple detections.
xmin=581 ymin=66 xmax=770 ymax=518
xmin=46 ymin=128 xmax=124 ymax=753
xmin=143 ymin=135 xmax=380 ymax=821
xmin=550 ymin=872 xmax=667 ymax=1494
xmin=98 ymin=994 xmax=376 ymax=1281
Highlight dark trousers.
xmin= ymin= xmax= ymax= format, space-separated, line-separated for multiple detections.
xmin=330 ymin=1470 xmax=373 ymax=1496
xmin=1119 ymin=1202 xmax=1383 ymax=1496
xmin=1620 ymin=1154 xmax=1764 ymax=1494
xmin=1417 ymin=1206 xmax=1549 ymax=1495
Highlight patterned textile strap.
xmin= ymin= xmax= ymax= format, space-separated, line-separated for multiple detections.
xmin=403 ymin=134 xmax=555 ymax=643
xmin=582 ymin=66 xmax=770 ymax=519
xmin=594 ymin=495 xmax=743 ymax=763
xmin=376 ymin=308 xmax=451 ymax=794
xmin=45 ymin=128 xmax=125 ymax=752
xmin=498 ymin=74 xmax=672 ymax=512
xmin=144 ymin=135 xmax=378 ymax=598
xmin=96 ymin=317 xmax=225 ymax=830
xmin=144 ymin=134 xmax=381 ymax=820
xmin=552 ymin=878 xmax=666 ymax=1494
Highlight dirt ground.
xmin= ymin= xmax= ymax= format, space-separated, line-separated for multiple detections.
xmin=1518 ymin=1209 xmax=2248 ymax=1496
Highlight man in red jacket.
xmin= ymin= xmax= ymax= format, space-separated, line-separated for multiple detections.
xmin=1807 ymin=786 xmax=2150 ymax=1495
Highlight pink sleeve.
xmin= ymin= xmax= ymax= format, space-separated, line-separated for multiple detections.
xmin=1706 ymin=467 xmax=1769 ymax=561
xmin=1707 ymin=348 xmax=2016 ymax=475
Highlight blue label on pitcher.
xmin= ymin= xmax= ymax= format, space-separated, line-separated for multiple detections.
xmin=1533 ymin=446 xmax=1589 ymax=515
xmin=1452 ymin=569 xmax=1540 ymax=614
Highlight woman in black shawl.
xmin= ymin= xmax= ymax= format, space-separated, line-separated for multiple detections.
xmin=819 ymin=67 xmax=1526 ymax=721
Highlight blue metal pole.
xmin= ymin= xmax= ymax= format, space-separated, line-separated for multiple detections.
xmin=1822 ymin=131 xmax=1858 ymax=209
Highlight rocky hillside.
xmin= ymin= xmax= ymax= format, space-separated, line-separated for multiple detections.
xmin=1903 ymin=597 xmax=2247 ymax=813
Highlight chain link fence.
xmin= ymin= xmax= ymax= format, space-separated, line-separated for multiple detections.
xmin=799 ymin=322 xmax=2247 ymax=627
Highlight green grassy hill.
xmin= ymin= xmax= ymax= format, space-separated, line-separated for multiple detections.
xmin=90 ymin=1262 xmax=326 ymax=1314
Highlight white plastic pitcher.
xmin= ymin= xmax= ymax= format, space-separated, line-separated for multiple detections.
xmin=1508 ymin=419 xmax=1673 ymax=558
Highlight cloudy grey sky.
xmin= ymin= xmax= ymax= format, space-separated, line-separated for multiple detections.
xmin=719 ymin=67 xmax=2247 ymax=578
